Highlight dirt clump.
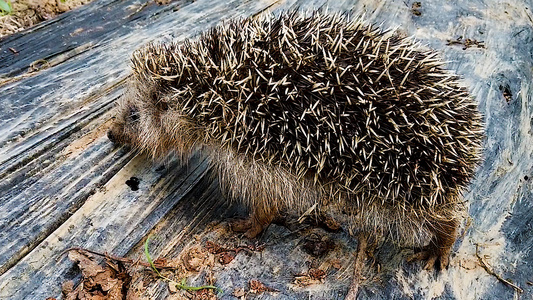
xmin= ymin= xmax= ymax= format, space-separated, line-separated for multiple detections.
xmin=0 ymin=0 xmax=92 ymax=38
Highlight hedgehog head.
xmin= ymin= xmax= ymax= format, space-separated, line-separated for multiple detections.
xmin=107 ymin=80 xmax=158 ymax=150
xmin=108 ymin=47 xmax=207 ymax=160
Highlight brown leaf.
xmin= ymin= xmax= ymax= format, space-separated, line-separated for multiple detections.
xmin=182 ymin=246 xmax=208 ymax=272
xmin=217 ymin=252 xmax=236 ymax=265
xmin=63 ymin=249 xmax=132 ymax=300
xmin=308 ymin=268 xmax=326 ymax=280
xmin=204 ymin=241 xmax=228 ymax=254
xmin=249 ymin=280 xmax=278 ymax=294
xmin=193 ymin=289 xmax=217 ymax=300
xmin=153 ymin=257 xmax=168 ymax=266
xmin=293 ymin=268 xmax=327 ymax=286
xmin=61 ymin=280 xmax=75 ymax=294
xmin=68 ymin=250 xmax=106 ymax=278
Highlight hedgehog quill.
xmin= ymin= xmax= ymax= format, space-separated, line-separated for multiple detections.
xmin=108 ymin=11 xmax=483 ymax=298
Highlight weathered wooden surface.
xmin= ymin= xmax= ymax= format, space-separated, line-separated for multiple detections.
xmin=0 ymin=0 xmax=532 ymax=299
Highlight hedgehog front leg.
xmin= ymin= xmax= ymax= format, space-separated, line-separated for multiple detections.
xmin=230 ymin=203 xmax=277 ymax=239
xmin=408 ymin=218 xmax=459 ymax=270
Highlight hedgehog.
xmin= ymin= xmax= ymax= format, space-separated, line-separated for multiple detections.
xmin=107 ymin=11 xmax=483 ymax=297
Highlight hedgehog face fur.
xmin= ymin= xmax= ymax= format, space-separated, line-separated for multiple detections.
xmin=108 ymin=79 xmax=204 ymax=160
xmin=109 ymin=11 xmax=484 ymax=271
xmin=108 ymin=86 xmax=143 ymax=146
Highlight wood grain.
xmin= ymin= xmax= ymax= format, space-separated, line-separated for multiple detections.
xmin=0 ymin=0 xmax=532 ymax=299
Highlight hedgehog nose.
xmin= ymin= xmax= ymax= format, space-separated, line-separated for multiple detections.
xmin=107 ymin=130 xmax=117 ymax=143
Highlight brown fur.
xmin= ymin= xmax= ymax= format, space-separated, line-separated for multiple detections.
xmin=108 ymin=11 xmax=484 ymax=270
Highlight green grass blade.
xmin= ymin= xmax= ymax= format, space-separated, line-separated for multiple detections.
xmin=144 ymin=236 xmax=164 ymax=278
xmin=0 ymin=0 xmax=12 ymax=14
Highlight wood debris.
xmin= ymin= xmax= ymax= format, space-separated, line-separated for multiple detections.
xmin=446 ymin=36 xmax=485 ymax=49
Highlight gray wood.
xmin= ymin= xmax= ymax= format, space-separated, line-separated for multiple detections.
xmin=0 ymin=0 xmax=532 ymax=299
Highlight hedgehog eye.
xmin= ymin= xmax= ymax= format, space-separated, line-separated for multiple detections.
xmin=129 ymin=107 xmax=140 ymax=122
xmin=156 ymin=100 xmax=169 ymax=111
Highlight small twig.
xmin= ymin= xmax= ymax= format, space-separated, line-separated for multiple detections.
xmin=173 ymin=278 xmax=221 ymax=293
xmin=205 ymin=241 xmax=264 ymax=255
xmin=460 ymin=216 xmax=473 ymax=239
xmin=125 ymin=1 xmax=149 ymax=19
xmin=59 ymin=247 xmax=176 ymax=270
xmin=250 ymin=0 xmax=283 ymax=19
xmin=249 ymin=279 xmax=279 ymax=293
xmin=525 ymin=8 xmax=533 ymax=25
xmin=475 ymin=244 xmax=523 ymax=293
xmin=297 ymin=203 xmax=318 ymax=223
xmin=345 ymin=233 xmax=369 ymax=300
xmin=446 ymin=36 xmax=485 ymax=50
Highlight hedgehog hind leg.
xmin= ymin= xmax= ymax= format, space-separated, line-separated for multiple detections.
xmin=407 ymin=218 xmax=459 ymax=270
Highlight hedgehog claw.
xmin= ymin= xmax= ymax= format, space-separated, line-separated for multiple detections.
xmin=229 ymin=214 xmax=273 ymax=239
xmin=243 ymin=224 xmax=265 ymax=239
xmin=229 ymin=218 xmax=263 ymax=238
xmin=407 ymin=250 xmax=429 ymax=263
xmin=407 ymin=246 xmax=451 ymax=271
xmin=229 ymin=218 xmax=253 ymax=233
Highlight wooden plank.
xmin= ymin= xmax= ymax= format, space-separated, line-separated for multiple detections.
xmin=0 ymin=0 xmax=532 ymax=299
xmin=0 ymin=0 xmax=189 ymax=77
xmin=0 ymin=152 xmax=211 ymax=299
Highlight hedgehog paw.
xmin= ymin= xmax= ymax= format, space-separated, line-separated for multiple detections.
xmin=229 ymin=218 xmax=266 ymax=239
xmin=243 ymin=223 xmax=265 ymax=239
xmin=229 ymin=218 xmax=252 ymax=233
xmin=407 ymin=246 xmax=451 ymax=271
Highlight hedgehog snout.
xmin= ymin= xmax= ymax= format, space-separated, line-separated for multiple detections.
xmin=107 ymin=129 xmax=118 ymax=144
xmin=107 ymin=123 xmax=125 ymax=145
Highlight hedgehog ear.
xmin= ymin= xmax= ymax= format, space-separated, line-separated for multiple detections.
xmin=148 ymin=86 xmax=159 ymax=102
xmin=150 ymin=89 xmax=169 ymax=111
